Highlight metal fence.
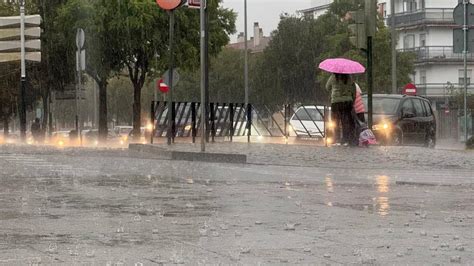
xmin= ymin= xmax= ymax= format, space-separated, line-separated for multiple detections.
xmin=150 ymin=101 xmax=329 ymax=143
xmin=399 ymin=46 xmax=474 ymax=62
xmin=436 ymin=108 xmax=473 ymax=140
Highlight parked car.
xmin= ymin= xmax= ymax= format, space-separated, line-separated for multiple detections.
xmin=155 ymin=105 xmax=196 ymax=137
xmin=289 ymin=106 xmax=329 ymax=138
xmin=362 ymin=94 xmax=436 ymax=148
xmin=213 ymin=106 xmax=260 ymax=137
xmin=114 ymin=126 xmax=133 ymax=142
xmin=50 ymin=130 xmax=72 ymax=146
xmin=83 ymin=129 xmax=120 ymax=145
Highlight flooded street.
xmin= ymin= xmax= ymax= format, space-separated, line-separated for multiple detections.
xmin=0 ymin=144 xmax=472 ymax=264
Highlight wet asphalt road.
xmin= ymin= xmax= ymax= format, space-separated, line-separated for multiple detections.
xmin=0 ymin=144 xmax=473 ymax=265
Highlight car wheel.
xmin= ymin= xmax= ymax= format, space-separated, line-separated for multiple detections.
xmin=391 ymin=130 xmax=403 ymax=146
xmin=424 ymin=132 xmax=436 ymax=149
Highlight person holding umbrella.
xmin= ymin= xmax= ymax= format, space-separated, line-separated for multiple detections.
xmin=319 ymin=58 xmax=365 ymax=146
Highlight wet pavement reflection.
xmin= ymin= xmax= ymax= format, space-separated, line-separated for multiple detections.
xmin=0 ymin=145 xmax=472 ymax=264
xmin=376 ymin=175 xmax=390 ymax=216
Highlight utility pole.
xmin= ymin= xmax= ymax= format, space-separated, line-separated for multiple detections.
xmin=391 ymin=0 xmax=397 ymax=94
xmin=75 ymin=28 xmax=85 ymax=144
xmin=167 ymin=11 xmax=175 ymax=145
xmin=366 ymin=0 xmax=376 ymax=129
xmin=19 ymin=0 xmax=27 ymax=142
xmin=463 ymin=0 xmax=469 ymax=143
xmin=200 ymin=0 xmax=206 ymax=152
xmin=205 ymin=1 xmax=210 ymax=142
xmin=244 ymin=0 xmax=249 ymax=107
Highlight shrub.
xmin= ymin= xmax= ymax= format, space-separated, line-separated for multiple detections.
xmin=466 ymin=136 xmax=474 ymax=149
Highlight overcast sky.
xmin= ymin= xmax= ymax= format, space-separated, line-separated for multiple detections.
xmin=221 ymin=0 xmax=312 ymax=42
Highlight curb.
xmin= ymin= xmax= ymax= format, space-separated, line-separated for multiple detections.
xmin=129 ymin=144 xmax=247 ymax=164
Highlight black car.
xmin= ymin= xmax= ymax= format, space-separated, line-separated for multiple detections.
xmin=362 ymin=94 xmax=436 ymax=148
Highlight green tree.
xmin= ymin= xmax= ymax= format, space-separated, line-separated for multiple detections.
xmin=57 ymin=0 xmax=124 ymax=141
xmin=174 ymin=48 xmax=251 ymax=103
xmin=114 ymin=0 xmax=236 ymax=138
xmin=38 ymin=0 xmax=74 ymax=133
xmin=255 ymin=2 xmax=415 ymax=108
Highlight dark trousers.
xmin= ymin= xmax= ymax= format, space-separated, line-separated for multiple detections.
xmin=331 ymin=101 xmax=355 ymax=144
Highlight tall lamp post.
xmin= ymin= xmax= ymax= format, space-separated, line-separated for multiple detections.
xmin=244 ymin=0 xmax=248 ymax=106
xmin=19 ymin=0 xmax=27 ymax=142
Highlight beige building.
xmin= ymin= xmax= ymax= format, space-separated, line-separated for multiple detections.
xmin=227 ymin=22 xmax=271 ymax=53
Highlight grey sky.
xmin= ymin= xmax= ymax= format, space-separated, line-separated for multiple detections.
xmin=221 ymin=0 xmax=312 ymax=42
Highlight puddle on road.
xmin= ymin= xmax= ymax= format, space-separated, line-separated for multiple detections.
xmin=376 ymin=196 xmax=390 ymax=216
xmin=376 ymin=175 xmax=390 ymax=193
xmin=375 ymin=175 xmax=391 ymax=216
xmin=323 ymin=175 xmax=392 ymax=216
xmin=325 ymin=175 xmax=334 ymax=193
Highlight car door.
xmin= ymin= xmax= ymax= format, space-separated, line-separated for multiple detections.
xmin=412 ymin=98 xmax=427 ymax=142
xmin=399 ymin=98 xmax=416 ymax=143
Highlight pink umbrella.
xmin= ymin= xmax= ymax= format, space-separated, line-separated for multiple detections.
xmin=318 ymin=58 xmax=365 ymax=74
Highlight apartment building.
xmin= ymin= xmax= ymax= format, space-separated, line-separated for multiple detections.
xmin=301 ymin=0 xmax=473 ymax=108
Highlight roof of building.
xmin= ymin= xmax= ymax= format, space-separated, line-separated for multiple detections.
xmin=227 ymin=36 xmax=272 ymax=53
xmin=298 ymin=4 xmax=331 ymax=15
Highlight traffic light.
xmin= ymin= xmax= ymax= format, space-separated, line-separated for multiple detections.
xmin=348 ymin=10 xmax=366 ymax=50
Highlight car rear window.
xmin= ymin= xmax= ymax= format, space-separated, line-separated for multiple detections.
xmin=362 ymin=97 xmax=400 ymax=115
xmin=292 ymin=108 xmax=324 ymax=121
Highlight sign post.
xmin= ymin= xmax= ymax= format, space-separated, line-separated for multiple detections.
xmin=156 ymin=0 xmax=185 ymax=145
xmin=75 ymin=28 xmax=85 ymax=144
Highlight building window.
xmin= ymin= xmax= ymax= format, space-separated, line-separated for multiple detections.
xmin=420 ymin=70 xmax=426 ymax=84
xmin=378 ymin=3 xmax=387 ymax=18
xmin=403 ymin=34 xmax=415 ymax=49
xmin=403 ymin=0 xmax=417 ymax=12
xmin=459 ymin=69 xmax=472 ymax=85
xmin=419 ymin=34 xmax=426 ymax=47
xmin=421 ymin=0 xmax=425 ymax=10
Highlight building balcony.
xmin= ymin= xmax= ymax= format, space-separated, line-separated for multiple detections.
xmin=414 ymin=83 xmax=474 ymax=97
xmin=387 ymin=8 xmax=454 ymax=28
xmin=398 ymin=46 xmax=474 ymax=63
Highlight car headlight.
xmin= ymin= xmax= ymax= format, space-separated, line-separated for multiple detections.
xmin=146 ymin=123 xmax=153 ymax=131
xmin=327 ymin=121 xmax=336 ymax=129
xmin=373 ymin=122 xmax=390 ymax=131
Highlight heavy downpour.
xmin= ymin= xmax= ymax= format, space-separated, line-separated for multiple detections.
xmin=0 ymin=0 xmax=473 ymax=264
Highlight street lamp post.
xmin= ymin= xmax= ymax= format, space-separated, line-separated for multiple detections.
xmin=244 ymin=0 xmax=248 ymax=109
xmin=19 ymin=0 xmax=27 ymax=142
xmin=200 ymin=0 xmax=206 ymax=151
xmin=244 ymin=0 xmax=250 ymax=142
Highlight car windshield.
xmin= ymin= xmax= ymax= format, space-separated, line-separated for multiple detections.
xmin=362 ymin=97 xmax=400 ymax=115
xmin=292 ymin=108 xmax=324 ymax=121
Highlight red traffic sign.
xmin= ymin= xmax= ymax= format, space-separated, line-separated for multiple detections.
xmin=155 ymin=0 xmax=184 ymax=10
xmin=402 ymin=83 xmax=417 ymax=95
xmin=157 ymin=79 xmax=169 ymax=93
